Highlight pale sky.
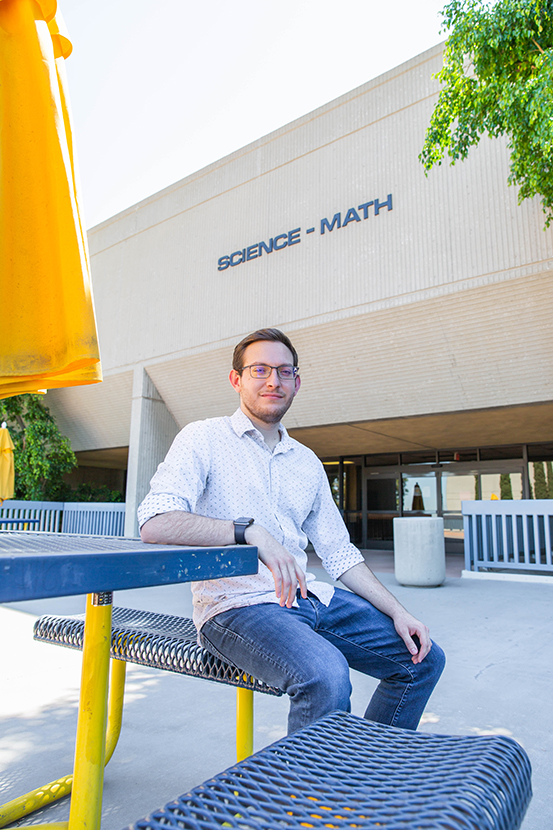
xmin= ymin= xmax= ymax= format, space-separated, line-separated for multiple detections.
xmin=61 ymin=0 xmax=448 ymax=229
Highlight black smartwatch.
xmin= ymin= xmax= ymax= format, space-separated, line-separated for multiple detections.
xmin=233 ymin=516 xmax=254 ymax=544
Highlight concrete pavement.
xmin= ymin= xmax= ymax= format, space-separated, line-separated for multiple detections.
xmin=1 ymin=552 xmax=551 ymax=829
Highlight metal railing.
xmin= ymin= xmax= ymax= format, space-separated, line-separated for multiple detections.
xmin=463 ymin=499 xmax=553 ymax=574
xmin=0 ymin=500 xmax=125 ymax=536
xmin=0 ymin=500 xmax=64 ymax=531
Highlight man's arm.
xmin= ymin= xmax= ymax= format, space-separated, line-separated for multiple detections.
xmin=339 ymin=562 xmax=432 ymax=664
xmin=141 ymin=512 xmax=307 ymax=608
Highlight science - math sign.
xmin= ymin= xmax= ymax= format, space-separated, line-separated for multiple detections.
xmin=217 ymin=194 xmax=393 ymax=271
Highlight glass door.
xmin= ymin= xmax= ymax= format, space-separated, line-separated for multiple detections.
xmin=441 ymin=465 xmax=524 ymax=544
xmin=401 ymin=471 xmax=438 ymax=516
xmin=363 ymin=471 xmax=401 ymax=547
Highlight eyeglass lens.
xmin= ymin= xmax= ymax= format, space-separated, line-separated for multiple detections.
xmin=248 ymin=364 xmax=297 ymax=379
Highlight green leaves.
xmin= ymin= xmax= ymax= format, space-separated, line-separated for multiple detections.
xmin=0 ymin=394 xmax=77 ymax=501
xmin=420 ymin=0 xmax=553 ymax=227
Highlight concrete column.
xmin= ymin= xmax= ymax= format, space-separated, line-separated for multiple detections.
xmin=124 ymin=367 xmax=180 ymax=537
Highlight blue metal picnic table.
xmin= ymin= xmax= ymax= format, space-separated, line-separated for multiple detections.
xmin=0 ymin=532 xmax=258 ymax=830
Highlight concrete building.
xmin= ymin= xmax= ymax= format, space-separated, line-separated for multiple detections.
xmin=47 ymin=42 xmax=553 ymax=543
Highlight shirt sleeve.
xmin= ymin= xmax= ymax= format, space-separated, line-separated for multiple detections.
xmin=301 ymin=461 xmax=365 ymax=580
xmin=137 ymin=421 xmax=211 ymax=528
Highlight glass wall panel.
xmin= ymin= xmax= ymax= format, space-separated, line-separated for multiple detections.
xmin=438 ymin=449 xmax=478 ymax=463
xmin=480 ymin=445 xmax=522 ymax=460
xmin=480 ymin=473 xmax=522 ymax=500
xmin=528 ymin=461 xmax=553 ymax=499
xmin=324 ymin=464 xmax=341 ymax=508
xmin=325 ymin=459 xmax=363 ymax=544
xmin=367 ymin=476 xmax=399 ymax=511
xmin=442 ymin=474 xmax=477 ymax=512
xmin=400 ymin=451 xmax=436 ymax=465
xmin=365 ymin=453 xmax=399 ymax=467
xmin=527 ymin=443 xmax=553 ymax=461
xmin=401 ymin=473 xmax=437 ymax=515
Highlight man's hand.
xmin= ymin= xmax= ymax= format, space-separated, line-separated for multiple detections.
xmin=246 ymin=524 xmax=307 ymax=608
xmin=392 ymin=610 xmax=431 ymax=664
xmin=140 ymin=512 xmax=307 ymax=608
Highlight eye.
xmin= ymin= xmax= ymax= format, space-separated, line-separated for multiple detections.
xmin=279 ymin=367 xmax=294 ymax=379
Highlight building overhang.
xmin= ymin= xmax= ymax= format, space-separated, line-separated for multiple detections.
xmin=288 ymin=401 xmax=553 ymax=458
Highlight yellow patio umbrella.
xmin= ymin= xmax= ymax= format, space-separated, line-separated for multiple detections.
xmin=0 ymin=0 xmax=102 ymax=399
xmin=0 ymin=422 xmax=15 ymax=503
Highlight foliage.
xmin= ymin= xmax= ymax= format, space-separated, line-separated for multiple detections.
xmin=69 ymin=483 xmax=124 ymax=503
xmin=0 ymin=394 xmax=77 ymax=501
xmin=420 ymin=0 xmax=553 ymax=227
xmin=532 ymin=460 xmax=549 ymax=497
xmin=499 ymin=473 xmax=513 ymax=499
xmin=546 ymin=461 xmax=553 ymax=497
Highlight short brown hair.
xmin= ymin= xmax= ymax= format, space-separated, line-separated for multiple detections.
xmin=232 ymin=328 xmax=299 ymax=372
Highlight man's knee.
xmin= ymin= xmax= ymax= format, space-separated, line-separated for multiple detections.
xmin=287 ymin=650 xmax=351 ymax=710
xmin=422 ymin=640 xmax=446 ymax=685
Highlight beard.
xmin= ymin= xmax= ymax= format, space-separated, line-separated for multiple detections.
xmin=241 ymin=394 xmax=294 ymax=425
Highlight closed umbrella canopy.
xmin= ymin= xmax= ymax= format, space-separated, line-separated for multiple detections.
xmin=0 ymin=422 xmax=15 ymax=502
xmin=0 ymin=0 xmax=102 ymax=399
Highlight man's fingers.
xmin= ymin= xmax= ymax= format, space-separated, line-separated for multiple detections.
xmin=406 ymin=627 xmax=432 ymax=664
xmin=394 ymin=615 xmax=432 ymax=664
xmin=285 ymin=561 xmax=299 ymax=606
xmin=415 ymin=629 xmax=432 ymax=662
xmin=297 ymin=565 xmax=308 ymax=598
xmin=400 ymin=631 xmax=418 ymax=657
xmin=257 ymin=538 xmax=305 ymax=608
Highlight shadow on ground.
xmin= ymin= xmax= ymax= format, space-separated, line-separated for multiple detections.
xmin=1 ymin=558 xmax=551 ymax=829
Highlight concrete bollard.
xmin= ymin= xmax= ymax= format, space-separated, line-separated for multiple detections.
xmin=393 ymin=517 xmax=446 ymax=587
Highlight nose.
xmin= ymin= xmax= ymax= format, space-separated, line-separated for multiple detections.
xmin=264 ymin=367 xmax=281 ymax=385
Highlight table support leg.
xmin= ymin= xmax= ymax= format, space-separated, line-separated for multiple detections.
xmin=0 ymin=660 xmax=126 ymax=828
xmin=236 ymin=687 xmax=253 ymax=762
xmin=68 ymin=593 xmax=112 ymax=830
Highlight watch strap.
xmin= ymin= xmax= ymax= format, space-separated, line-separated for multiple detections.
xmin=233 ymin=517 xmax=254 ymax=544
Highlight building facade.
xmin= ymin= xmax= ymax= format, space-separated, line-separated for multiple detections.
xmin=47 ymin=43 xmax=553 ymax=542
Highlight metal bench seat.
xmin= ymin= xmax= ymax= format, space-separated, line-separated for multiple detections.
xmin=33 ymin=606 xmax=282 ymax=695
xmin=0 ymin=607 xmax=282 ymax=828
xmin=125 ymin=710 xmax=532 ymax=830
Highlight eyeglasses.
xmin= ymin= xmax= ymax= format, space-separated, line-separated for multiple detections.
xmin=242 ymin=364 xmax=299 ymax=380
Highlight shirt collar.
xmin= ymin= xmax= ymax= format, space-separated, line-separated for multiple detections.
xmin=230 ymin=408 xmax=294 ymax=452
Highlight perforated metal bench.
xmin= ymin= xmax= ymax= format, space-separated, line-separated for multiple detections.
xmin=33 ymin=606 xmax=282 ymax=750
xmin=0 ymin=607 xmax=281 ymax=829
xmin=125 ymin=710 xmax=532 ymax=830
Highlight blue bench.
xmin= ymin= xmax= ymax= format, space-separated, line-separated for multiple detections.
xmin=124 ymin=710 xmax=532 ymax=830
xmin=33 ymin=606 xmax=282 ymax=757
xmin=0 ymin=607 xmax=283 ymax=828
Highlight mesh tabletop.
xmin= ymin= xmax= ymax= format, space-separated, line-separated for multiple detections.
xmin=126 ymin=711 xmax=532 ymax=830
xmin=0 ymin=531 xmax=139 ymax=552
xmin=0 ymin=532 xmax=258 ymax=602
xmin=0 ymin=531 xmax=203 ymax=554
xmin=34 ymin=607 xmax=282 ymax=695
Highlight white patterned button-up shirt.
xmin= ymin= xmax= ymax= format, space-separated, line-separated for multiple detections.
xmin=138 ymin=408 xmax=364 ymax=629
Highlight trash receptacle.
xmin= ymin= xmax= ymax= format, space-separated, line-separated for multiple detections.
xmin=393 ymin=517 xmax=445 ymax=587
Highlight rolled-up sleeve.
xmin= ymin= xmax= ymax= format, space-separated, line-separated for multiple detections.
xmin=302 ymin=464 xmax=364 ymax=580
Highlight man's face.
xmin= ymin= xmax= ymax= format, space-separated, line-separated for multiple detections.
xmin=229 ymin=340 xmax=301 ymax=427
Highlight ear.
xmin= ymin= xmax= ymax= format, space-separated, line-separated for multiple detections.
xmin=292 ymin=375 xmax=301 ymax=396
xmin=229 ymin=369 xmax=242 ymax=393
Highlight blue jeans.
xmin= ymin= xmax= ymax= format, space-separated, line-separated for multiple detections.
xmin=199 ymin=588 xmax=445 ymax=734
